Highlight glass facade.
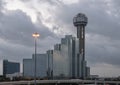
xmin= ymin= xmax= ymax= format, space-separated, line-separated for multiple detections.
xmin=23 ymin=54 xmax=47 ymax=78
xmin=52 ymin=35 xmax=78 ymax=78
xmin=46 ymin=50 xmax=53 ymax=78
xmin=3 ymin=60 xmax=20 ymax=76
xmin=23 ymin=59 xmax=34 ymax=77
xmin=48 ymin=35 xmax=90 ymax=78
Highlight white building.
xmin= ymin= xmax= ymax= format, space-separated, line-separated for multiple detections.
xmin=6 ymin=72 xmax=22 ymax=80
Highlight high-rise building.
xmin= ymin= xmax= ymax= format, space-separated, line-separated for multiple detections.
xmin=23 ymin=54 xmax=47 ymax=78
xmin=49 ymin=35 xmax=78 ymax=78
xmin=46 ymin=50 xmax=53 ymax=78
xmin=3 ymin=60 xmax=20 ymax=77
xmin=47 ymin=34 xmax=90 ymax=79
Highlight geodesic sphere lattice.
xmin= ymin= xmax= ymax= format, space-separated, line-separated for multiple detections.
xmin=73 ymin=13 xmax=88 ymax=26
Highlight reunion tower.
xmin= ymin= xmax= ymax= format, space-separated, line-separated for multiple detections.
xmin=73 ymin=13 xmax=88 ymax=79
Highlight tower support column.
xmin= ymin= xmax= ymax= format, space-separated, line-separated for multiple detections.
xmin=73 ymin=13 xmax=88 ymax=79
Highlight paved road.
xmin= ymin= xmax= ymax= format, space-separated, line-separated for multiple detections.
xmin=0 ymin=79 xmax=120 ymax=85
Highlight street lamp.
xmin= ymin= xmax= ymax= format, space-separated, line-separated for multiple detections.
xmin=32 ymin=32 xmax=40 ymax=85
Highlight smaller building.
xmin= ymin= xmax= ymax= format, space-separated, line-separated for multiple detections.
xmin=89 ymin=75 xmax=99 ymax=79
xmin=3 ymin=60 xmax=20 ymax=77
xmin=23 ymin=54 xmax=48 ymax=78
xmin=86 ymin=67 xmax=90 ymax=78
xmin=23 ymin=59 xmax=34 ymax=77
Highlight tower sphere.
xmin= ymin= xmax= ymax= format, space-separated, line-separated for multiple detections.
xmin=73 ymin=13 xmax=88 ymax=27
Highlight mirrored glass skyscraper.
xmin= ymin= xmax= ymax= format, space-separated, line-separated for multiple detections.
xmin=47 ymin=35 xmax=90 ymax=79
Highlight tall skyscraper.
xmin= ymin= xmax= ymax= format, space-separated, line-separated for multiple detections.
xmin=47 ymin=34 xmax=90 ymax=79
xmin=51 ymin=35 xmax=78 ymax=78
xmin=47 ymin=50 xmax=53 ymax=79
xmin=3 ymin=60 xmax=20 ymax=77
xmin=73 ymin=13 xmax=88 ymax=79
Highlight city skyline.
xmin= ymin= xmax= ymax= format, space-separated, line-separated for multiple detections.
xmin=23 ymin=35 xmax=90 ymax=79
xmin=0 ymin=0 xmax=120 ymax=77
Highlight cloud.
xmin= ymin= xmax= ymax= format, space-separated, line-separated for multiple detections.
xmin=0 ymin=0 xmax=3 ymax=9
xmin=86 ymin=33 xmax=120 ymax=67
xmin=0 ymin=9 xmax=59 ymax=62
xmin=1 ymin=0 xmax=120 ymax=76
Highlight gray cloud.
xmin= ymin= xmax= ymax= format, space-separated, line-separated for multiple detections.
xmin=49 ymin=0 xmax=120 ymax=67
xmin=0 ymin=10 xmax=35 ymax=46
xmin=86 ymin=34 xmax=120 ymax=66
xmin=0 ymin=0 xmax=120 ymax=76
xmin=0 ymin=9 xmax=59 ymax=62
xmin=0 ymin=0 xmax=3 ymax=9
xmin=0 ymin=0 xmax=3 ymax=15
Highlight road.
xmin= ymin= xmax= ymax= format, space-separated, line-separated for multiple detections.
xmin=0 ymin=79 xmax=120 ymax=85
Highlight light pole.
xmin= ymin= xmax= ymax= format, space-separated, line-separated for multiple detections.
xmin=32 ymin=32 xmax=40 ymax=85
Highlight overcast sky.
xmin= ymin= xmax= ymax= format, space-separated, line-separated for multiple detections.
xmin=0 ymin=0 xmax=120 ymax=77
